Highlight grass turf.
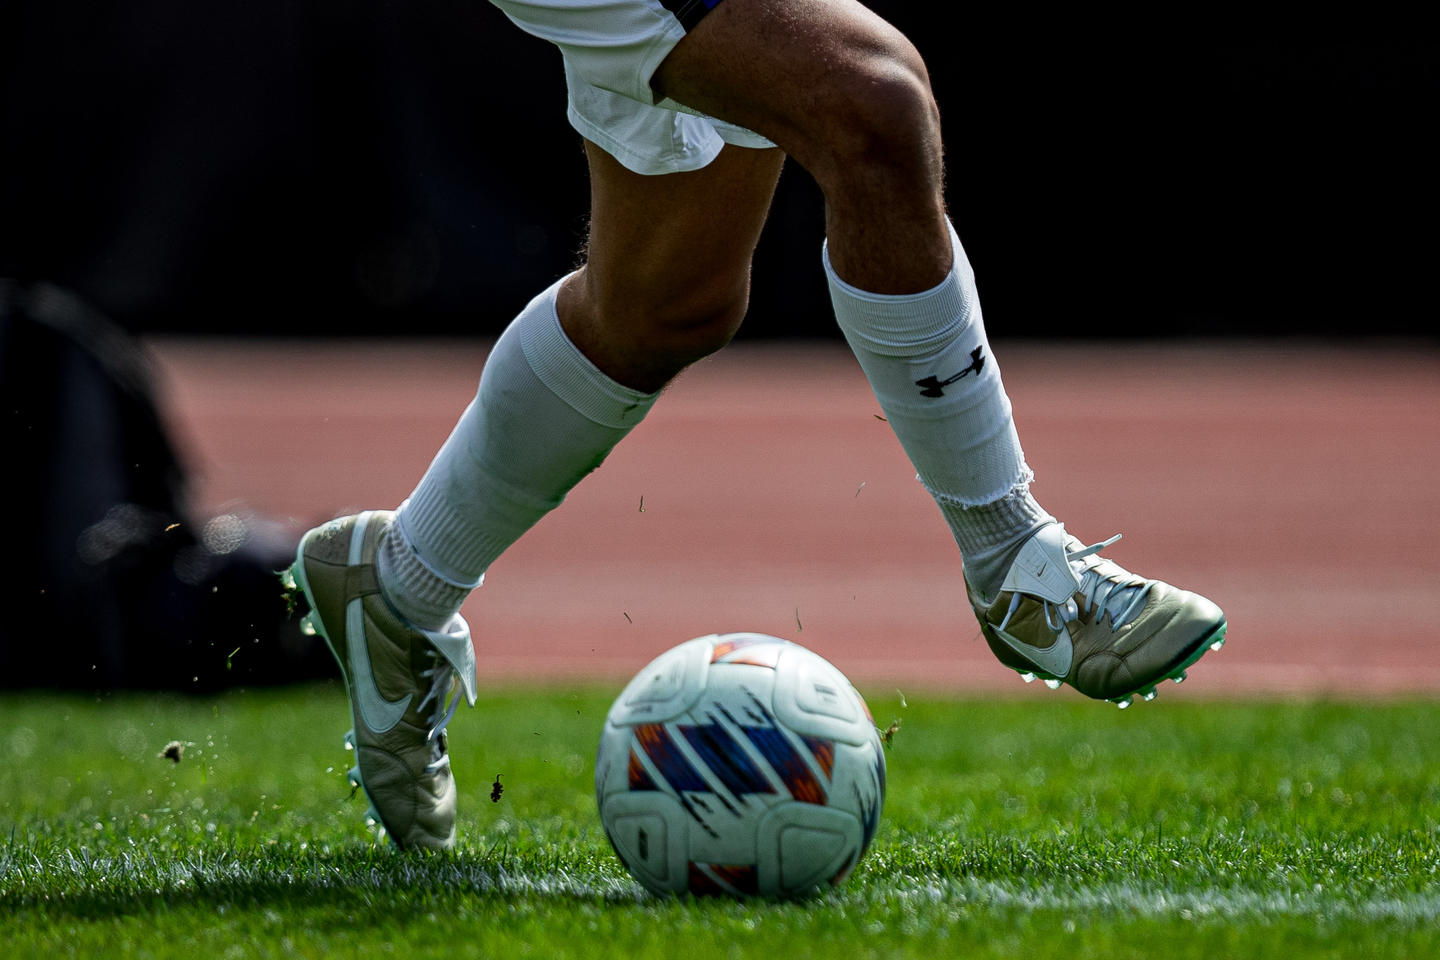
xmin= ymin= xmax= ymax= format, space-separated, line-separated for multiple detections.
xmin=2 ymin=684 xmax=1437 ymax=959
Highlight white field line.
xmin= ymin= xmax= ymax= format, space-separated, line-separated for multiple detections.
xmin=876 ymin=876 xmax=1440 ymax=923
xmin=9 ymin=856 xmax=1440 ymax=922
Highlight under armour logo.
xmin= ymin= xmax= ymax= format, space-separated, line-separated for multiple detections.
xmin=915 ymin=347 xmax=985 ymax=397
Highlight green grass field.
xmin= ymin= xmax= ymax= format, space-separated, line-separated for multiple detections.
xmin=2 ymin=683 xmax=1437 ymax=959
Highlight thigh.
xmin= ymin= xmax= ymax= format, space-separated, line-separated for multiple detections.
xmin=651 ymin=0 xmax=930 ymax=171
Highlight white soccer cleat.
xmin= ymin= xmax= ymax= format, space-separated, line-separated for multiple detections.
xmin=966 ymin=522 xmax=1227 ymax=705
xmin=287 ymin=511 xmax=477 ymax=850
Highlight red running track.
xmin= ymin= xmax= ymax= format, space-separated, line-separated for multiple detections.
xmin=149 ymin=337 xmax=1440 ymax=698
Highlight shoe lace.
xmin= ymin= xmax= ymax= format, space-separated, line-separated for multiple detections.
xmin=999 ymin=534 xmax=1152 ymax=634
xmin=415 ymin=649 xmax=463 ymax=775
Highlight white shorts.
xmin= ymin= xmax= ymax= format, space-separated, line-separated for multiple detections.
xmin=489 ymin=0 xmax=775 ymax=175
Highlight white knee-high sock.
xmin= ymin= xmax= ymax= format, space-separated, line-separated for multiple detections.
xmin=378 ymin=277 xmax=658 ymax=628
xmin=825 ymin=221 xmax=1052 ymax=598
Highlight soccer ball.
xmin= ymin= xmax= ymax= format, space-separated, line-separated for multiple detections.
xmin=595 ymin=632 xmax=886 ymax=898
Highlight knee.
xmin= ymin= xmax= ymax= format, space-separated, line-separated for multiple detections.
xmin=640 ymin=273 xmax=751 ymax=362
xmin=795 ymin=41 xmax=942 ymax=189
xmin=562 ymin=267 xmax=751 ymax=391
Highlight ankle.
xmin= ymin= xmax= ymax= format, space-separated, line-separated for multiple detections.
xmin=941 ymin=481 xmax=1054 ymax=599
xmin=376 ymin=519 xmax=471 ymax=632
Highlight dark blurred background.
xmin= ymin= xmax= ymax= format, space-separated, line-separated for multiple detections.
xmin=2 ymin=2 xmax=1434 ymax=341
xmin=1 ymin=4 xmax=1434 ymax=689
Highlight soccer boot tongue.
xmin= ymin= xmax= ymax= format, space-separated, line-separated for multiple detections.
xmin=998 ymin=522 xmax=1079 ymax=604
xmin=419 ymin=616 xmax=478 ymax=707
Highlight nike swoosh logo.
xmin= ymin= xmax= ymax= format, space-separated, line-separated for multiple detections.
xmin=989 ymin=621 xmax=1074 ymax=678
xmin=348 ymin=597 xmax=411 ymax=733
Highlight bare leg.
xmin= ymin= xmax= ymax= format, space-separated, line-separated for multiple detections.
xmin=558 ymin=140 xmax=785 ymax=392
xmin=653 ymin=0 xmax=951 ymax=294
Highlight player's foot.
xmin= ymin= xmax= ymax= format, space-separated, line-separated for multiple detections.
xmin=283 ymin=510 xmax=477 ymax=849
xmin=965 ymin=522 xmax=1227 ymax=707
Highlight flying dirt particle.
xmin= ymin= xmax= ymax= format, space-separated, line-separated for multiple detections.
xmin=879 ymin=719 xmax=902 ymax=749
xmin=160 ymin=741 xmax=185 ymax=764
xmin=490 ymin=774 xmax=504 ymax=803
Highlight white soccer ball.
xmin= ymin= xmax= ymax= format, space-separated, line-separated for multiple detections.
xmin=595 ymin=632 xmax=886 ymax=898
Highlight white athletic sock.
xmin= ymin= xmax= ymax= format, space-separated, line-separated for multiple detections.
xmin=825 ymin=220 xmax=1052 ymax=598
xmin=937 ymin=482 xmax=1053 ymax=601
xmin=378 ymin=277 xmax=658 ymax=629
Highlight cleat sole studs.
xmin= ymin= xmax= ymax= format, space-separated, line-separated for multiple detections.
xmin=1210 ymin=637 xmax=1225 ymax=652
xmin=1172 ymin=670 xmax=1187 ymax=684
xmin=1142 ymin=687 xmax=1158 ymax=701
xmin=1019 ymin=672 xmax=1036 ymax=684
xmin=1043 ymin=678 xmax=1063 ymax=691
xmin=1115 ymin=696 xmax=1133 ymax=709
xmin=299 ymin=614 xmax=316 ymax=636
